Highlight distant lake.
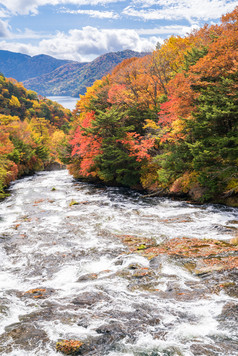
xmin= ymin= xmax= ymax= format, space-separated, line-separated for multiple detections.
xmin=47 ymin=96 xmax=79 ymax=111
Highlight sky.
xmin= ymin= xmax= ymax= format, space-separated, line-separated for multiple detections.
xmin=0 ymin=0 xmax=237 ymax=62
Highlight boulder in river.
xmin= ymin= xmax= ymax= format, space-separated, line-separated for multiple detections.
xmin=72 ymin=291 xmax=110 ymax=306
xmin=1 ymin=322 xmax=49 ymax=352
xmin=22 ymin=287 xmax=55 ymax=299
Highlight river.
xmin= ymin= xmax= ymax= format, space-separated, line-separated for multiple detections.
xmin=0 ymin=170 xmax=237 ymax=355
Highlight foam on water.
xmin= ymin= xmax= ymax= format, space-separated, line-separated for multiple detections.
xmin=45 ymin=265 xmax=79 ymax=290
xmin=0 ymin=170 xmax=237 ymax=355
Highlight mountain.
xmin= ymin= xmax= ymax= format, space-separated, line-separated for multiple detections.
xmin=0 ymin=49 xmax=148 ymax=97
xmin=22 ymin=50 xmax=148 ymax=97
xmin=0 ymin=50 xmax=74 ymax=82
xmin=23 ymin=61 xmax=87 ymax=97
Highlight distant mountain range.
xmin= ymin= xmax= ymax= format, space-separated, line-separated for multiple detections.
xmin=0 ymin=50 xmax=148 ymax=97
xmin=0 ymin=50 xmax=72 ymax=82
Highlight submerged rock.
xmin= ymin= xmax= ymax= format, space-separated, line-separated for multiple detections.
xmin=116 ymin=234 xmax=157 ymax=252
xmin=190 ymin=343 xmax=222 ymax=355
xmin=196 ymin=268 xmax=238 ymax=297
xmin=119 ymin=236 xmax=238 ymax=273
xmin=219 ymin=301 xmax=238 ymax=323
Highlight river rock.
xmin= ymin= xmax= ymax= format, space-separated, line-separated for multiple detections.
xmin=199 ymin=269 xmax=238 ymax=297
xmin=95 ymin=322 xmax=126 ymax=337
xmin=22 ymin=287 xmax=55 ymax=299
xmin=149 ymin=255 xmax=166 ymax=270
xmin=77 ymin=273 xmax=98 ymax=282
xmin=72 ymin=291 xmax=110 ymax=306
xmin=0 ymin=298 xmax=9 ymax=315
xmin=190 ymin=343 xmax=222 ymax=355
xmin=2 ymin=322 xmax=49 ymax=351
xmin=218 ymin=301 xmax=238 ymax=324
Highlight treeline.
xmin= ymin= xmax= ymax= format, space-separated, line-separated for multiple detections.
xmin=69 ymin=8 xmax=238 ymax=204
xmin=0 ymin=74 xmax=70 ymax=198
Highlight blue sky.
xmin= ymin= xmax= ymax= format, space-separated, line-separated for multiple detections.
xmin=0 ymin=0 xmax=237 ymax=62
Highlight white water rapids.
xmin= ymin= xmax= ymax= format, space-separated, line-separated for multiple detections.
xmin=0 ymin=170 xmax=237 ymax=355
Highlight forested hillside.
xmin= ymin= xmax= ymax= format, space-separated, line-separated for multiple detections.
xmin=69 ymin=8 xmax=238 ymax=205
xmin=0 ymin=75 xmax=70 ymax=198
xmin=23 ymin=50 xmax=149 ymax=97
xmin=1 ymin=9 xmax=237 ymax=205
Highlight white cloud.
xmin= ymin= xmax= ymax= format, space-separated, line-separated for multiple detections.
xmin=0 ymin=40 xmax=38 ymax=55
xmin=38 ymin=27 xmax=157 ymax=59
xmin=136 ymin=24 xmax=200 ymax=36
xmin=14 ymin=28 xmax=53 ymax=39
xmin=59 ymin=8 xmax=119 ymax=19
xmin=0 ymin=0 xmax=125 ymax=15
xmin=123 ymin=0 xmax=238 ymax=22
xmin=0 ymin=26 xmax=157 ymax=61
xmin=0 ymin=8 xmax=9 ymax=18
xmin=0 ymin=0 xmax=236 ymax=20
xmin=0 ymin=19 xmax=10 ymax=37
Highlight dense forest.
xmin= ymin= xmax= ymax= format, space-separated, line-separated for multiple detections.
xmin=0 ymin=8 xmax=237 ymax=205
xmin=69 ymin=8 xmax=238 ymax=205
xmin=0 ymin=75 xmax=70 ymax=198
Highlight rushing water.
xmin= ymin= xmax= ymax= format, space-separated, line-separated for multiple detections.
xmin=0 ymin=170 xmax=237 ymax=355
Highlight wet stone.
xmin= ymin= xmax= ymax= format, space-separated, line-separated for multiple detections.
xmin=72 ymin=291 xmax=110 ymax=306
xmin=56 ymin=332 xmax=127 ymax=356
xmin=116 ymin=234 xmax=157 ymax=252
xmin=93 ymin=321 xmax=128 ymax=350
xmin=22 ymin=287 xmax=55 ymax=299
xmin=149 ymin=255 xmax=165 ymax=270
xmin=17 ymin=307 xmax=68 ymax=323
xmin=95 ymin=322 xmax=126 ymax=337
xmin=116 ymin=264 xmax=157 ymax=283
xmin=77 ymin=273 xmax=98 ymax=282
xmin=218 ymin=301 xmax=238 ymax=325
xmin=2 ymin=322 xmax=49 ymax=351
xmin=0 ymin=298 xmax=9 ymax=315
xmin=199 ymin=269 xmax=238 ymax=297
xmin=190 ymin=343 xmax=222 ymax=355
xmin=131 ymin=267 xmax=155 ymax=278
xmin=1 ymin=171 xmax=238 ymax=356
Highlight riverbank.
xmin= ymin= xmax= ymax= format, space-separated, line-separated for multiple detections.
xmin=144 ymin=187 xmax=238 ymax=208
xmin=0 ymin=162 xmax=66 ymax=201
xmin=71 ymin=172 xmax=238 ymax=208
xmin=1 ymin=166 xmax=238 ymax=210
